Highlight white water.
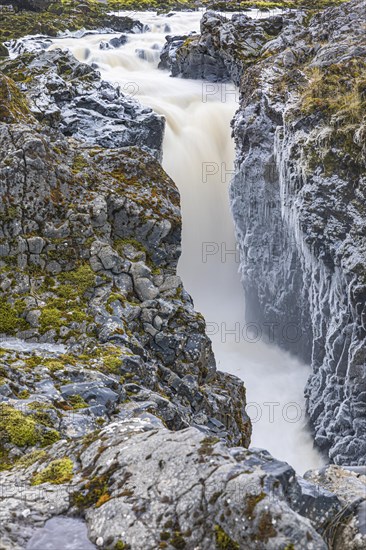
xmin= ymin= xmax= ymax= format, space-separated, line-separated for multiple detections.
xmin=50 ymin=10 xmax=324 ymax=474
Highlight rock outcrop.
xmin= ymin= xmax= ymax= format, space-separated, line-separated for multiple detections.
xmin=2 ymin=47 xmax=164 ymax=159
xmin=161 ymin=0 xmax=366 ymax=466
xmin=0 ymin=415 xmax=361 ymax=550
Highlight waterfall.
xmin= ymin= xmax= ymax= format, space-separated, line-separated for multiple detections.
xmin=50 ymin=10 xmax=324 ymax=473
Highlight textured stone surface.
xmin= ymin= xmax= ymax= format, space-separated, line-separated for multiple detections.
xmin=2 ymin=46 xmax=164 ymax=159
xmin=0 ymin=417 xmax=335 ymax=549
xmin=159 ymin=10 xmax=298 ymax=84
xmin=168 ymin=0 xmax=366 ymax=466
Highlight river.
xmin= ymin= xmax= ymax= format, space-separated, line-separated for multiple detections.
xmin=49 ymin=9 xmax=324 ymax=474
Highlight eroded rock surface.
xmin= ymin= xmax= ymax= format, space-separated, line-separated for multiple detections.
xmin=162 ymin=0 xmax=366 ymax=466
xmin=2 ymin=47 xmax=164 ymax=159
xmin=0 ymin=416 xmax=343 ymax=550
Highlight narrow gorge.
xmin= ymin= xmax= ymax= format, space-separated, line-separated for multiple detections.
xmin=0 ymin=1 xmax=365 ymax=549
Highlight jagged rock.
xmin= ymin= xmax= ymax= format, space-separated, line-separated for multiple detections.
xmin=158 ymin=11 xmax=293 ymax=84
xmin=0 ymin=62 xmax=251 ymax=473
xmin=0 ymin=416 xmax=337 ymax=550
xmin=304 ymin=465 xmax=366 ymax=548
xmin=1 ymin=48 xmax=165 ymax=159
xmin=169 ymin=0 xmax=366 ymax=465
xmin=100 ymin=34 xmax=128 ymax=49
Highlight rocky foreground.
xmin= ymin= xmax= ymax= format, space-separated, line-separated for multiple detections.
xmin=0 ymin=1 xmax=365 ymax=549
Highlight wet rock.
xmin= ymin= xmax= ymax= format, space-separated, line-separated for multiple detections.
xmin=100 ymin=34 xmax=128 ymax=49
xmin=0 ymin=418 xmax=329 ymax=550
xmin=169 ymin=0 xmax=366 ymax=465
xmin=1 ymin=48 xmax=164 ymax=160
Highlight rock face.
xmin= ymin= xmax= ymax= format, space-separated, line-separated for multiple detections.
xmin=0 ymin=4 xmax=365 ymax=548
xmin=162 ymin=0 xmax=366 ymax=466
xmin=231 ymin=0 xmax=366 ymax=467
xmin=159 ymin=10 xmax=294 ymax=84
xmin=2 ymin=47 xmax=164 ymax=159
xmin=0 ymin=416 xmax=354 ymax=550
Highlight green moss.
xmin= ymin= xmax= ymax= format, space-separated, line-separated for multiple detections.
xmin=72 ymin=153 xmax=89 ymax=174
xmin=103 ymin=355 xmax=122 ymax=374
xmin=42 ymin=359 xmax=65 ymax=372
xmin=31 ymin=457 xmax=74 ymax=485
xmin=0 ymin=74 xmax=32 ymax=123
xmin=0 ymin=404 xmax=40 ymax=447
xmin=18 ymin=389 xmax=30 ymax=399
xmin=41 ymin=429 xmax=61 ymax=447
xmin=16 ymin=449 xmax=47 ymax=469
xmin=0 ymin=298 xmax=27 ymax=334
xmin=39 ymin=307 xmax=65 ymax=334
xmin=114 ymin=542 xmax=127 ymax=550
xmin=58 ymin=264 xmax=95 ymax=296
xmin=214 ymin=525 xmax=239 ymax=550
xmin=71 ymin=467 xmax=116 ymax=510
xmin=68 ymin=394 xmax=88 ymax=409
xmin=170 ymin=532 xmax=186 ymax=549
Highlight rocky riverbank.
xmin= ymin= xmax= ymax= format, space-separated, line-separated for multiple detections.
xmin=0 ymin=1 xmax=365 ymax=548
xmin=161 ymin=0 xmax=366 ymax=467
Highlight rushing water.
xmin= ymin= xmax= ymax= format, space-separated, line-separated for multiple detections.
xmin=50 ymin=10 xmax=324 ymax=474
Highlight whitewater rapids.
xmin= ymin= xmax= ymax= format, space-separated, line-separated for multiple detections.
xmin=50 ymin=9 xmax=324 ymax=474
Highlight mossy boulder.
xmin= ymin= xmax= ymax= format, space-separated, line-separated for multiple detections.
xmin=0 ymin=73 xmax=32 ymax=123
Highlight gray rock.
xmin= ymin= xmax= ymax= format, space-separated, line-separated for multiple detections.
xmin=60 ymin=382 xmax=119 ymax=409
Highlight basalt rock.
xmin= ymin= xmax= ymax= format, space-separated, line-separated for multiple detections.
xmin=1 ymin=47 xmax=164 ymax=159
xmin=164 ymin=0 xmax=366 ymax=466
xmin=0 ymin=416 xmax=348 ymax=550
xmin=230 ymin=0 xmax=366 ymax=466
xmin=0 ymin=59 xmax=251 ymax=479
xmin=159 ymin=10 xmax=296 ymax=84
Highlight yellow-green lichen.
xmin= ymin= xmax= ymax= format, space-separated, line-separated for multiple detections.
xmin=214 ymin=525 xmax=239 ymax=550
xmin=31 ymin=457 xmax=74 ymax=485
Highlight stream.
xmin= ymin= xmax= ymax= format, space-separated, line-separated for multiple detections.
xmin=49 ymin=9 xmax=324 ymax=475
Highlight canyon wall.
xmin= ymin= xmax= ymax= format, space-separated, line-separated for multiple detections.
xmin=162 ymin=0 xmax=366 ymax=466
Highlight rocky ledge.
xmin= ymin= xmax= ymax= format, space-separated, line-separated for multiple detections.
xmin=161 ymin=0 xmax=366 ymax=467
xmin=1 ymin=415 xmax=366 ymax=549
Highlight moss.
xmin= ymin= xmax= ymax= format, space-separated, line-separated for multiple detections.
xmin=214 ymin=525 xmax=239 ymax=550
xmin=71 ymin=467 xmax=116 ymax=510
xmin=114 ymin=542 xmax=127 ymax=550
xmin=0 ymin=298 xmax=27 ymax=334
xmin=68 ymin=394 xmax=88 ymax=409
xmin=0 ymin=73 xmax=32 ymax=123
xmin=252 ymin=511 xmax=277 ymax=542
xmin=95 ymin=492 xmax=111 ymax=507
xmin=39 ymin=307 xmax=65 ymax=334
xmin=58 ymin=263 xmax=95 ymax=296
xmin=103 ymin=355 xmax=122 ymax=374
xmin=31 ymin=457 xmax=74 ymax=485
xmin=16 ymin=449 xmax=47 ymax=469
xmin=0 ymin=404 xmax=40 ymax=447
xmin=245 ymin=491 xmax=266 ymax=517
xmin=72 ymin=153 xmax=90 ymax=174
xmin=18 ymin=389 xmax=30 ymax=399
xmin=198 ymin=436 xmax=220 ymax=458
xmin=42 ymin=359 xmax=65 ymax=372
xmin=41 ymin=429 xmax=61 ymax=446
xmin=170 ymin=532 xmax=186 ymax=549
